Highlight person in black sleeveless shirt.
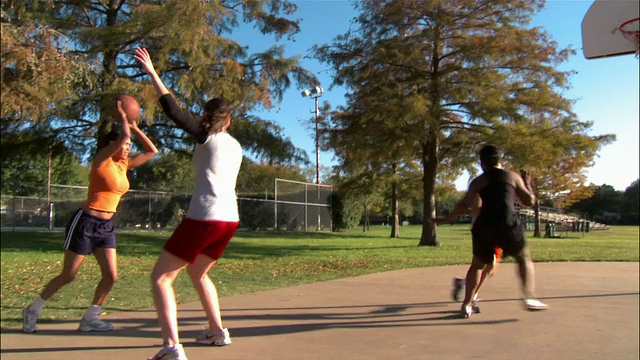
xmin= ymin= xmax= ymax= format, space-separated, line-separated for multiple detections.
xmin=450 ymin=194 xmax=503 ymax=314
xmin=432 ymin=145 xmax=548 ymax=318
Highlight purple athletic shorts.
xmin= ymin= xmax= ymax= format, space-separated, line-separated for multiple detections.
xmin=63 ymin=209 xmax=116 ymax=255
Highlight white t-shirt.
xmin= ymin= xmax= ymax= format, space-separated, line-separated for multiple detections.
xmin=186 ymin=132 xmax=242 ymax=221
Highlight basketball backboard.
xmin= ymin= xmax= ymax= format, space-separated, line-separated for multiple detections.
xmin=581 ymin=0 xmax=639 ymax=59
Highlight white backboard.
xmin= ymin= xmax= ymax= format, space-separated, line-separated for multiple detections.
xmin=581 ymin=0 xmax=639 ymax=59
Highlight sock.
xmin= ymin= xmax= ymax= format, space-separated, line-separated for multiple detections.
xmin=83 ymin=304 xmax=102 ymax=320
xmin=29 ymin=296 xmax=46 ymax=313
xmin=473 ymin=293 xmax=479 ymax=301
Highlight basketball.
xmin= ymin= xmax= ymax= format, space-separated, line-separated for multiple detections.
xmin=113 ymin=95 xmax=141 ymax=123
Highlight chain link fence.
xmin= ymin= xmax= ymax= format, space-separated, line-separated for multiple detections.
xmin=274 ymin=178 xmax=333 ymax=231
xmin=0 ymin=179 xmax=332 ymax=232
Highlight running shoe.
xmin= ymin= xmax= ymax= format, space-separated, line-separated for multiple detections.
xmin=451 ymin=277 xmax=465 ymax=302
xmin=78 ymin=318 xmax=113 ymax=332
xmin=471 ymin=300 xmax=481 ymax=314
xmin=195 ymin=327 xmax=232 ymax=346
xmin=148 ymin=344 xmax=188 ymax=360
xmin=23 ymin=307 xmax=39 ymax=333
xmin=460 ymin=304 xmax=473 ymax=319
xmin=523 ymin=298 xmax=549 ymax=311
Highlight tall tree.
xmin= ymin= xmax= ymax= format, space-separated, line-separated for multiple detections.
xmin=314 ymin=0 xmax=613 ymax=246
xmin=620 ymin=179 xmax=639 ymax=225
xmin=568 ymin=184 xmax=623 ymax=219
xmin=434 ymin=183 xmax=463 ymax=219
xmin=1 ymin=3 xmax=95 ymax=124
xmin=127 ymin=151 xmax=194 ymax=193
xmin=325 ymin=82 xmax=423 ymax=237
xmin=1 ymin=123 xmax=88 ymax=195
xmin=236 ymin=159 xmax=307 ymax=194
xmin=330 ymin=164 xmax=388 ymax=233
xmin=2 ymin=1 xmax=316 ymax=165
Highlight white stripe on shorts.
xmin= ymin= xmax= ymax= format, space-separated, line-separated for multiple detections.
xmin=63 ymin=210 xmax=84 ymax=250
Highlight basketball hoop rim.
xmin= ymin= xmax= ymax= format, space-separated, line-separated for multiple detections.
xmin=619 ymin=17 xmax=639 ymax=35
xmin=619 ymin=17 xmax=639 ymax=58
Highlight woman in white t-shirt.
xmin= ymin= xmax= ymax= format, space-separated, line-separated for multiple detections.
xmin=135 ymin=47 xmax=241 ymax=360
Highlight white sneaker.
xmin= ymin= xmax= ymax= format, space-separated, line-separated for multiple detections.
xmin=460 ymin=304 xmax=473 ymax=319
xmin=78 ymin=318 xmax=113 ymax=332
xmin=524 ymin=298 xmax=549 ymax=311
xmin=471 ymin=300 xmax=481 ymax=314
xmin=195 ymin=327 xmax=232 ymax=346
xmin=148 ymin=344 xmax=188 ymax=360
xmin=23 ymin=307 xmax=39 ymax=333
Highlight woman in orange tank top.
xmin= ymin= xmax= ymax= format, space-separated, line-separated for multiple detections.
xmin=22 ymin=101 xmax=158 ymax=333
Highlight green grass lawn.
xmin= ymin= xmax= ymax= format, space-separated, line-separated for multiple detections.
xmin=1 ymin=224 xmax=638 ymax=328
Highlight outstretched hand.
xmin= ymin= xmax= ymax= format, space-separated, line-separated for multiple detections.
xmin=134 ymin=47 xmax=156 ymax=75
xmin=115 ymin=100 xmax=129 ymax=124
xmin=134 ymin=47 xmax=170 ymax=96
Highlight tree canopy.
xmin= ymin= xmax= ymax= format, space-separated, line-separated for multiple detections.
xmin=620 ymin=180 xmax=639 ymax=225
xmin=2 ymin=0 xmax=317 ymax=166
xmin=314 ymin=0 xmax=613 ymax=244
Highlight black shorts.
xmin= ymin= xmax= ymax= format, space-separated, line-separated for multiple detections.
xmin=471 ymin=220 xmax=526 ymax=264
xmin=63 ymin=209 xmax=116 ymax=255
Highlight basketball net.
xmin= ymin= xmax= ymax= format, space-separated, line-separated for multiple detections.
xmin=619 ymin=18 xmax=639 ymax=58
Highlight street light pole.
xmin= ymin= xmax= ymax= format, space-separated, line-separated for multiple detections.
xmin=314 ymin=94 xmax=320 ymax=185
xmin=302 ymin=86 xmax=324 ymax=231
xmin=301 ymin=86 xmax=324 ymax=185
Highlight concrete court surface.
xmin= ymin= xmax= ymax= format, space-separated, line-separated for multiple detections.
xmin=1 ymin=262 xmax=638 ymax=360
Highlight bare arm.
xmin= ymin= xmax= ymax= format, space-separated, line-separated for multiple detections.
xmin=470 ymin=194 xmax=482 ymax=218
xmin=432 ymin=176 xmax=485 ymax=225
xmin=127 ymin=122 xmax=158 ymax=169
xmin=134 ymin=47 xmax=170 ymax=97
xmin=514 ymin=169 xmax=536 ymax=207
xmin=93 ymin=101 xmax=131 ymax=168
xmin=135 ymin=47 xmax=209 ymax=143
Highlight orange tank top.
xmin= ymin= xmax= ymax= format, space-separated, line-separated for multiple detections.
xmin=85 ymin=157 xmax=130 ymax=212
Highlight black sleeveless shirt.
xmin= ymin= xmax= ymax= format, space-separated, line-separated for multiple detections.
xmin=476 ymin=168 xmax=518 ymax=227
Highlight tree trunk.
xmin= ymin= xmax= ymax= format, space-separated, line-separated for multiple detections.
xmin=97 ymin=6 xmax=120 ymax=144
xmin=362 ymin=197 xmax=369 ymax=233
xmin=390 ymin=168 xmax=400 ymax=238
xmin=47 ymin=146 xmax=53 ymax=230
xmin=419 ymin=131 xmax=440 ymax=246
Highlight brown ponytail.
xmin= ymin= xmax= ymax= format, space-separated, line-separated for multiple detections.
xmin=201 ymin=98 xmax=231 ymax=135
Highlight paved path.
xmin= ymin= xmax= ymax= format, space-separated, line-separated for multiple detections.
xmin=1 ymin=262 xmax=638 ymax=360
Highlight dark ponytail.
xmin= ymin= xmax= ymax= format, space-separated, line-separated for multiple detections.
xmin=201 ymin=98 xmax=231 ymax=135
xmin=97 ymin=131 xmax=120 ymax=152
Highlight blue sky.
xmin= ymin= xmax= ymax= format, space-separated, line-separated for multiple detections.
xmin=234 ymin=0 xmax=639 ymax=191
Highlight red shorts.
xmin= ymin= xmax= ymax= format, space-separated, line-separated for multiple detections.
xmin=164 ymin=218 xmax=239 ymax=264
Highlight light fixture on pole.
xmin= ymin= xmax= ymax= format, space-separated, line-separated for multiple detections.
xmin=301 ymin=86 xmax=324 ymax=185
